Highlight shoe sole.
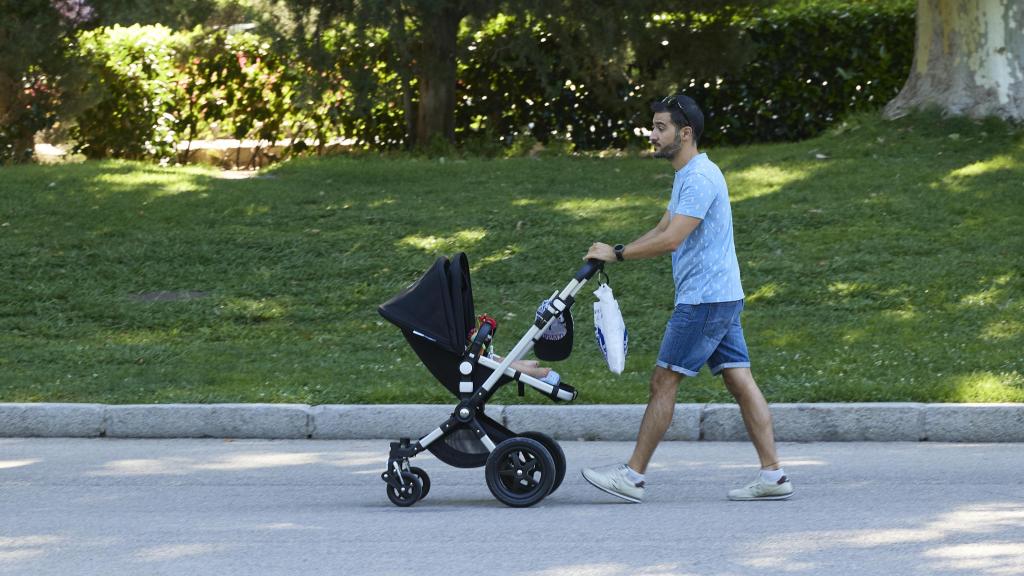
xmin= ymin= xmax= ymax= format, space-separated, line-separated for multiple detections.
xmin=581 ymin=470 xmax=643 ymax=504
xmin=728 ymin=491 xmax=794 ymax=501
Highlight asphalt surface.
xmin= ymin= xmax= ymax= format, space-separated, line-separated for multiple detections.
xmin=2 ymin=439 xmax=1022 ymax=576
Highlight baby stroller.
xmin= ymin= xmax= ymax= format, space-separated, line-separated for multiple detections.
xmin=378 ymin=253 xmax=604 ymax=507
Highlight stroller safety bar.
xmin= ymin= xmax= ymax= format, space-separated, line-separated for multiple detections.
xmin=477 ymin=355 xmax=577 ymax=402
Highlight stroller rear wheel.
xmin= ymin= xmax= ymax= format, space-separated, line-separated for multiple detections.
xmin=386 ymin=471 xmax=423 ymax=507
xmin=518 ymin=431 xmax=566 ymax=496
xmin=485 ymin=437 xmax=556 ymax=507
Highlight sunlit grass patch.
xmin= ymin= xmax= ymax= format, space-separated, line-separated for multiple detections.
xmin=552 ymin=196 xmax=654 ymax=219
xmin=958 ymin=274 xmax=1016 ymax=307
xmin=215 ymin=298 xmax=289 ymax=324
xmin=950 ymin=372 xmax=1024 ymax=402
xmin=474 ymin=244 xmax=521 ymax=269
xmin=92 ymin=170 xmax=207 ymax=198
xmin=746 ymin=281 xmax=782 ymax=304
xmin=946 ymin=154 xmax=1019 ymax=179
xmin=729 ymin=164 xmax=817 ymax=202
xmin=398 ymin=228 xmax=488 ymax=253
xmin=980 ymin=320 xmax=1022 ymax=342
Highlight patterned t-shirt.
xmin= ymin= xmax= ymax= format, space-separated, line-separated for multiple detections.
xmin=667 ymin=153 xmax=744 ymax=304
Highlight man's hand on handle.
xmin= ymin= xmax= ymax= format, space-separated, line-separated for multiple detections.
xmin=585 ymin=242 xmax=617 ymax=262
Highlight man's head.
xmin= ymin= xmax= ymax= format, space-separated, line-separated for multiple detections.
xmin=649 ymin=94 xmax=704 ymax=160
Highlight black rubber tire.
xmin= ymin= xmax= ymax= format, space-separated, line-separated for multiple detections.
xmin=484 ymin=437 xmax=556 ymax=508
xmin=409 ymin=466 xmax=430 ymax=499
xmin=386 ymin=471 xmax=423 ymax=507
xmin=519 ymin=431 xmax=566 ymax=496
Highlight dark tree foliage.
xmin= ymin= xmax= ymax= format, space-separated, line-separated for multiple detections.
xmin=0 ymin=0 xmax=95 ymax=163
xmin=280 ymin=0 xmax=759 ymax=150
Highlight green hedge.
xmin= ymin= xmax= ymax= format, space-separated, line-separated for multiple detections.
xmin=63 ymin=1 xmax=914 ymax=160
xmin=458 ymin=1 xmax=915 ymax=149
xmin=691 ymin=2 xmax=916 ymax=144
xmin=71 ymin=25 xmax=299 ymax=163
xmin=72 ymin=25 xmax=184 ymax=160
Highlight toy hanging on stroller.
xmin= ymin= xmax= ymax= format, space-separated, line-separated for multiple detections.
xmin=377 ymin=253 xmax=604 ymax=507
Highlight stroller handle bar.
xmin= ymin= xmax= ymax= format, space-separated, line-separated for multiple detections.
xmin=574 ymin=258 xmax=605 ymax=282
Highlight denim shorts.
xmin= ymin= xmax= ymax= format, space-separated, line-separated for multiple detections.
xmin=656 ymin=300 xmax=751 ymax=377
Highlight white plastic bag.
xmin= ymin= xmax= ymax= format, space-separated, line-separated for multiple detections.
xmin=593 ymin=282 xmax=628 ymax=374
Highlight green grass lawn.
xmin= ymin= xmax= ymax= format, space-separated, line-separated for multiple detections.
xmin=1 ymin=111 xmax=1022 ymax=404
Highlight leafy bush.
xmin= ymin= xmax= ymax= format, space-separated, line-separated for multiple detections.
xmin=59 ymin=1 xmax=915 ymax=160
xmin=71 ymin=24 xmax=184 ymax=161
xmin=299 ymin=24 xmax=406 ymax=150
xmin=177 ymin=28 xmax=296 ymax=164
xmin=457 ymin=1 xmax=915 ymax=149
xmin=455 ymin=12 xmax=637 ymax=152
xmin=676 ymin=1 xmax=916 ymax=145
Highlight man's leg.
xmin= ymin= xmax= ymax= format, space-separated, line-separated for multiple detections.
xmin=723 ymin=367 xmax=793 ymax=500
xmin=628 ymin=366 xmax=683 ymax=474
xmin=582 ymin=303 xmax=695 ymax=503
xmin=581 ymin=365 xmax=682 ymax=503
xmin=722 ymin=367 xmax=780 ymax=468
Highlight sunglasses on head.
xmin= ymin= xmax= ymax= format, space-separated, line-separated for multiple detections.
xmin=661 ymin=95 xmax=692 ymax=128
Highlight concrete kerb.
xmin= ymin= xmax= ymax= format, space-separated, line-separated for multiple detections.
xmin=702 ymin=403 xmax=928 ymax=442
xmin=0 ymin=403 xmax=1022 ymax=442
xmin=104 ymin=404 xmax=310 ymax=439
xmin=0 ymin=403 xmax=105 ymax=438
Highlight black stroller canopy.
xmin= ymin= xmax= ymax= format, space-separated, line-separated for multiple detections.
xmin=379 ymin=253 xmax=474 ymax=355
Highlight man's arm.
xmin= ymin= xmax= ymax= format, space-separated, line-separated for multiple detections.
xmin=585 ymin=213 xmax=701 ymax=262
xmin=632 ymin=211 xmax=671 ymax=244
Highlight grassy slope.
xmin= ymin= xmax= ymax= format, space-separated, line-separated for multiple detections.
xmin=0 ymin=111 xmax=1021 ymax=404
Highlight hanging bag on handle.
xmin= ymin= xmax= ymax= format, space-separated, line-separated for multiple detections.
xmin=593 ymin=277 xmax=628 ymax=374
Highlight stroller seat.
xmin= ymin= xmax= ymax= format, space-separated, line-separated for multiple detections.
xmin=377 ymin=253 xmax=602 ymax=507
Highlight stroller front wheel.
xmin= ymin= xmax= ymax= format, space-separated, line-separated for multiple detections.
xmin=409 ymin=466 xmax=431 ymax=499
xmin=386 ymin=471 xmax=423 ymax=507
xmin=485 ymin=437 xmax=556 ymax=507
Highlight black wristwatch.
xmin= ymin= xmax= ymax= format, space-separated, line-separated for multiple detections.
xmin=613 ymin=244 xmax=625 ymax=261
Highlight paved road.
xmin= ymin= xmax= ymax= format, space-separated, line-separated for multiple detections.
xmin=1 ymin=439 xmax=1022 ymax=576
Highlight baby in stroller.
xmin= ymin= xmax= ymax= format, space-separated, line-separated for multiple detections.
xmin=377 ymin=252 xmax=603 ymax=507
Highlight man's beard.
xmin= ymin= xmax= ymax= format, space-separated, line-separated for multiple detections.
xmin=652 ymin=133 xmax=682 ymax=159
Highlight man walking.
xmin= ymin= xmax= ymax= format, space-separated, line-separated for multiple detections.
xmin=581 ymin=94 xmax=793 ymax=503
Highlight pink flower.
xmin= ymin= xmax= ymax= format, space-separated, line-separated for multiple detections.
xmin=51 ymin=0 xmax=96 ymax=25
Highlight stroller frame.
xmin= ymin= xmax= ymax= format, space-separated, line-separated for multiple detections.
xmin=380 ymin=257 xmax=605 ymax=507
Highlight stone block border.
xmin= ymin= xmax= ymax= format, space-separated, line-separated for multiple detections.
xmin=0 ymin=403 xmax=1021 ymax=442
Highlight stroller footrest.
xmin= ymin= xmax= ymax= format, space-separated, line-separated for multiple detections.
xmin=548 ymin=381 xmax=577 ymax=402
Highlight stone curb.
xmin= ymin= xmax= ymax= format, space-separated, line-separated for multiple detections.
xmin=0 ymin=403 xmax=1021 ymax=442
xmin=104 ymin=404 xmax=310 ymax=439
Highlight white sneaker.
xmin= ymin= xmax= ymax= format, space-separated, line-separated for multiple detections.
xmin=581 ymin=464 xmax=644 ymax=503
xmin=728 ymin=474 xmax=794 ymax=501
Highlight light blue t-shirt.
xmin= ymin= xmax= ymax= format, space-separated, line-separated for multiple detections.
xmin=666 ymin=153 xmax=744 ymax=304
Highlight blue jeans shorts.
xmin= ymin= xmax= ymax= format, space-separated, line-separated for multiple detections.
xmin=656 ymin=300 xmax=751 ymax=377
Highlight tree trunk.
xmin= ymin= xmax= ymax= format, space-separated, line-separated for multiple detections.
xmin=387 ymin=8 xmax=419 ymax=150
xmin=414 ymin=5 xmax=463 ymax=147
xmin=885 ymin=0 xmax=1024 ymax=121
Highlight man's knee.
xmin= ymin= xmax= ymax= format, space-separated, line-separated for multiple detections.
xmin=650 ymin=366 xmax=682 ymax=397
xmin=722 ymin=367 xmax=757 ymax=398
